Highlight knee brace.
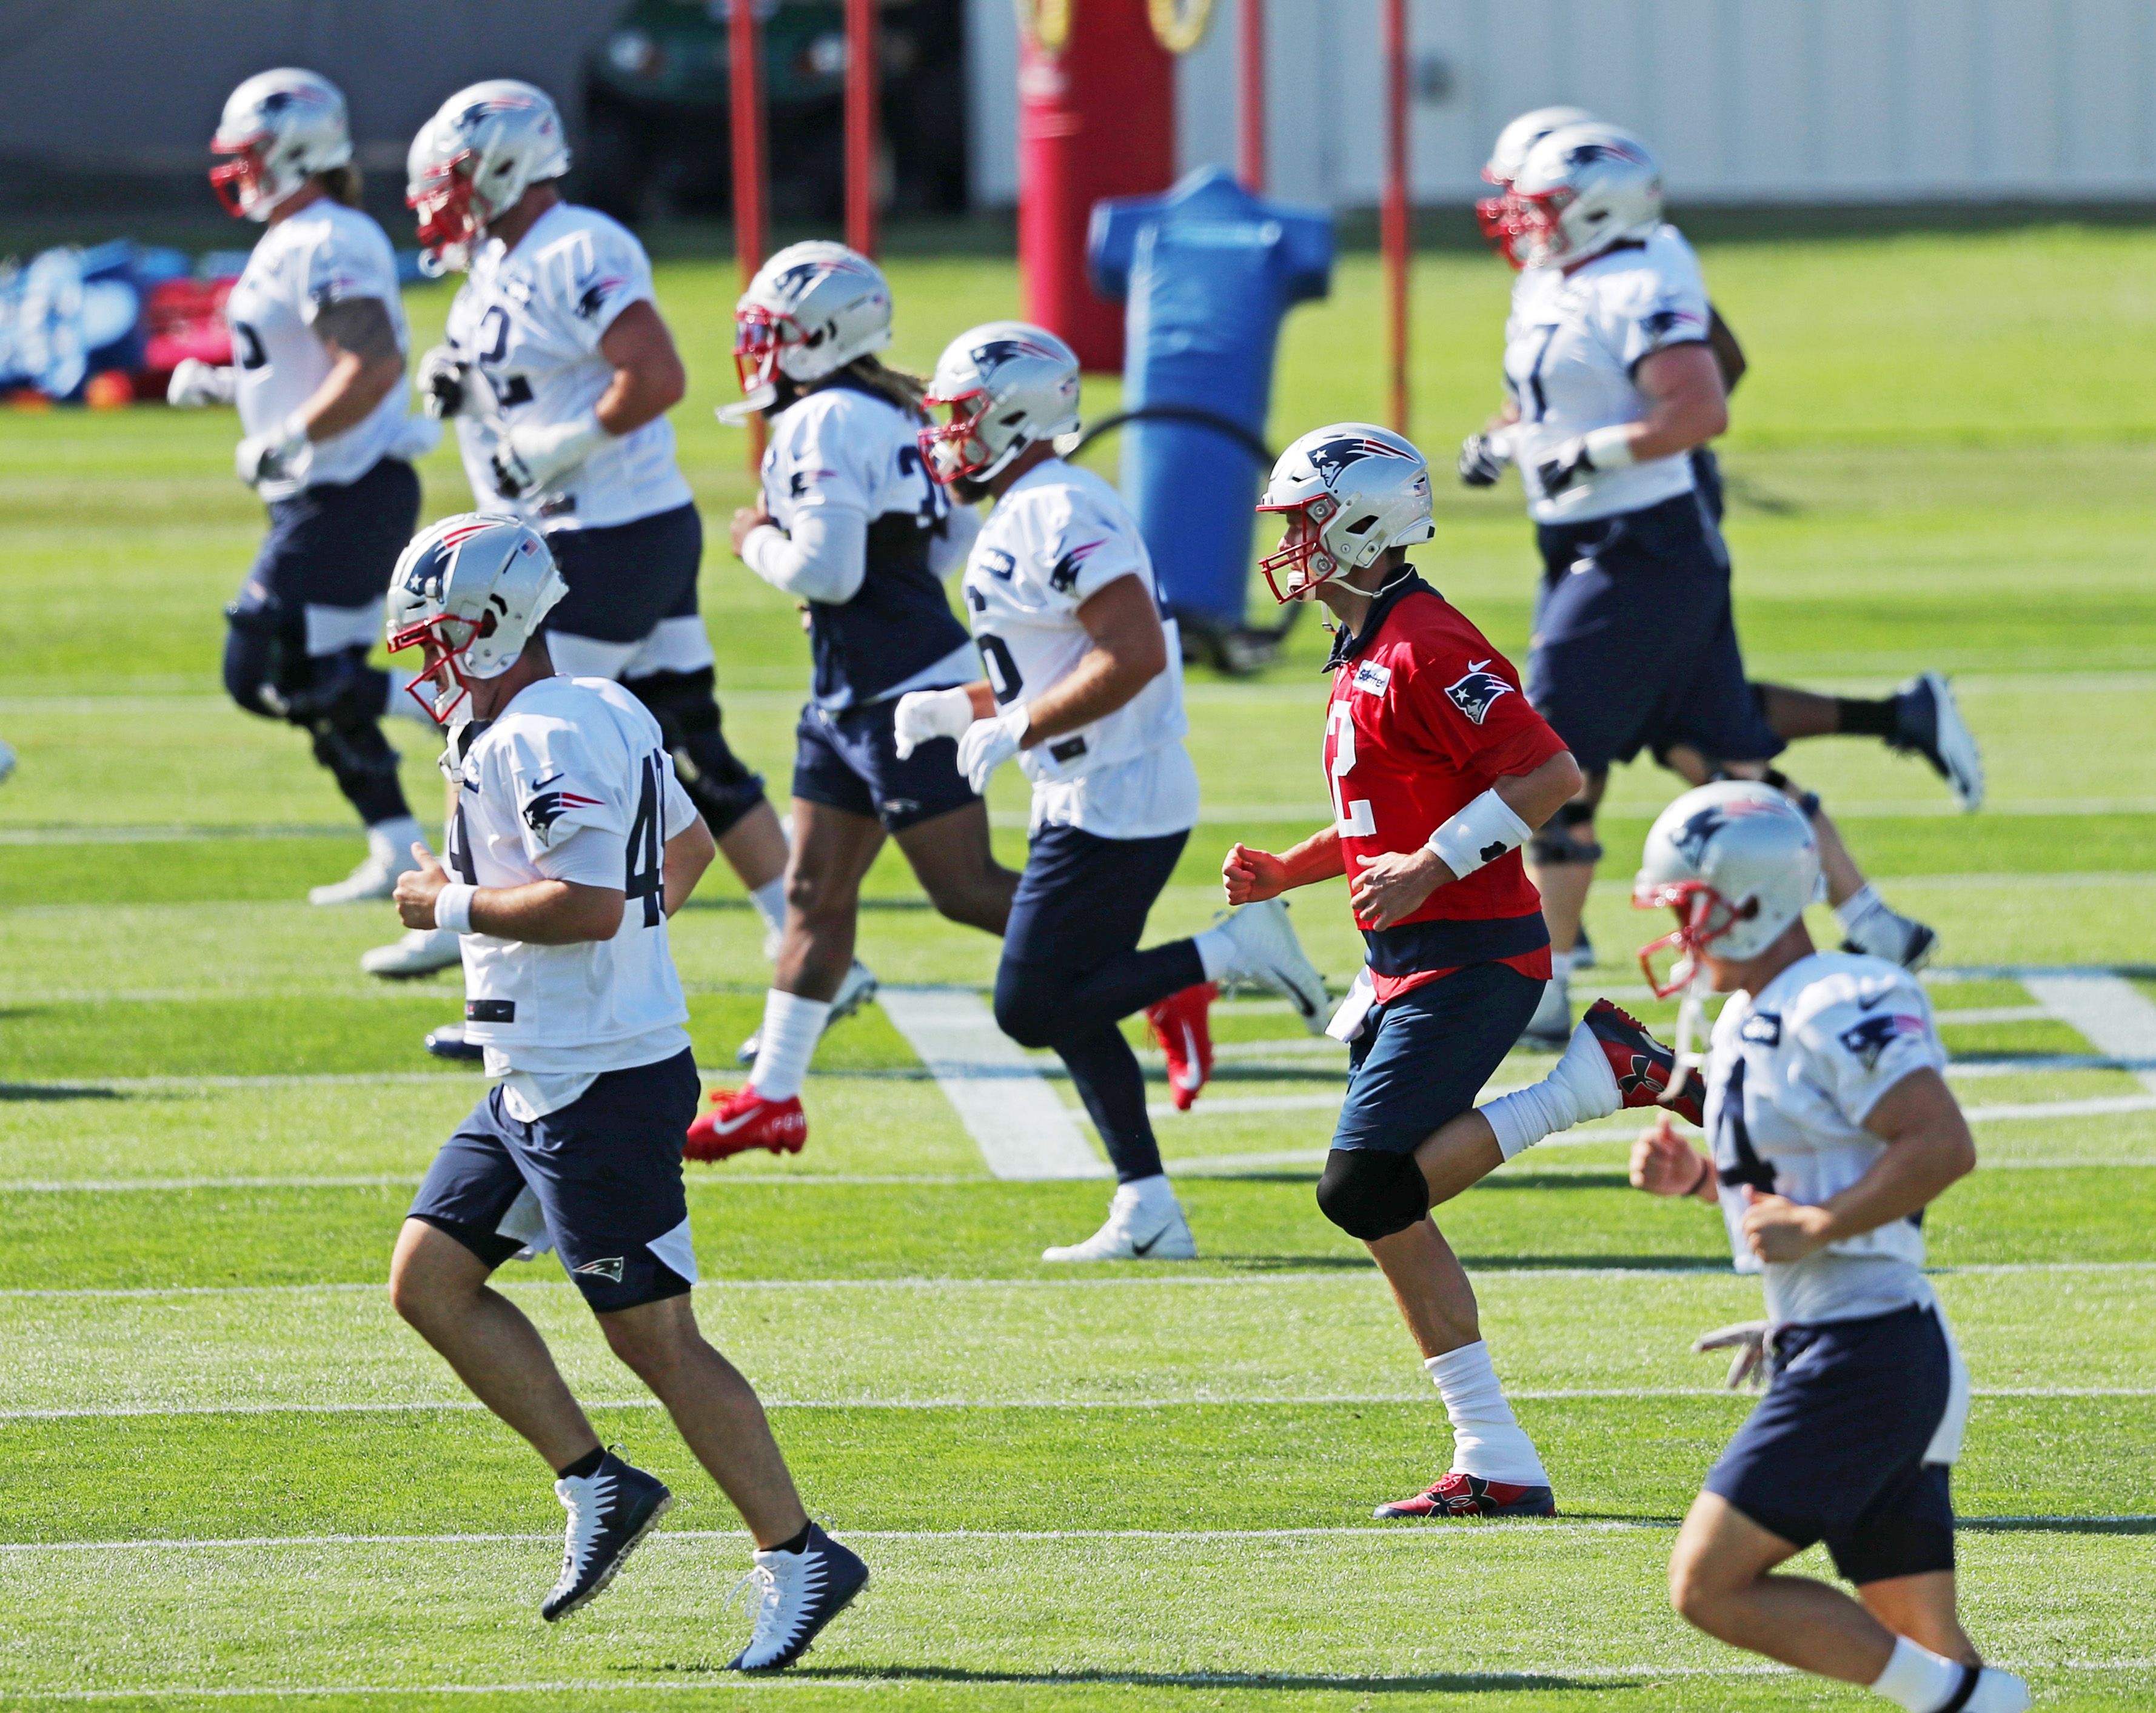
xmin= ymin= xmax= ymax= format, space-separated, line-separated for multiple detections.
xmin=1315 ymin=1148 xmax=1430 ymax=1242
xmin=1528 ymin=799 xmax=1603 ymax=867
xmin=623 ymin=666 xmax=768 ymax=836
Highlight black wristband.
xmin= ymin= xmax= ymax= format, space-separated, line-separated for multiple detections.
xmin=1684 ymin=1151 xmax=1713 ymax=1198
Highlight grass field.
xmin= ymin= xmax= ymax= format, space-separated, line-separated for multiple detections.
xmin=3 ymin=223 xmax=2155 ymax=1710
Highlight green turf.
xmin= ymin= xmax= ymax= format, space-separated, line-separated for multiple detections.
xmin=4 ymin=228 xmax=2155 ymax=1706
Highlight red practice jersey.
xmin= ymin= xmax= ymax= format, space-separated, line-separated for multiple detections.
xmin=1322 ymin=575 xmax=1566 ymax=1001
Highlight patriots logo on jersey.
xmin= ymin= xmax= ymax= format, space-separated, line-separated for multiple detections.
xmin=523 ymin=775 xmax=603 ymax=835
xmin=1049 ymin=538 xmax=1105 ymax=594
xmin=575 ymin=276 xmax=629 ymax=320
xmin=786 ymin=467 xmax=835 ymax=498
xmin=1305 ymin=435 xmax=1412 ymax=487
xmin=1838 ymin=1011 xmax=1924 ymax=1071
xmin=1443 ymin=660 xmax=1514 ymax=725
xmin=1642 ymin=303 xmax=1704 ymax=341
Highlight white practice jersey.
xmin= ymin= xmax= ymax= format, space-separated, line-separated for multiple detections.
xmin=447 ymin=676 xmax=697 ymax=1099
xmin=1504 ymin=232 xmax=1713 ymax=524
xmin=444 ymin=202 xmax=693 ymax=531
xmin=960 ymin=459 xmax=1197 ymax=839
xmin=1706 ymin=951 xmax=1950 ymax=1327
xmin=226 ymin=199 xmax=427 ymax=501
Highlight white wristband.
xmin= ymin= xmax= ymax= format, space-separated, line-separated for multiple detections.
xmin=1582 ymin=424 xmax=1636 ymax=470
xmin=434 ymin=882 xmax=478 ymax=935
xmin=1427 ymin=788 xmax=1535 ymax=880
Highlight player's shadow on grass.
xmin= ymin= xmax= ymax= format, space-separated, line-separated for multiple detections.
xmin=785 ymin=1666 xmax=1644 ymax=1694
xmin=1960 ymin=1515 xmax=2156 ymax=1535
xmin=0 ymin=1082 xmax=124 ymax=1102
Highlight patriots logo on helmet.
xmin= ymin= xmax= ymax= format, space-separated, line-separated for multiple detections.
xmin=1564 ymin=139 xmax=1649 ymax=169
xmin=1671 ymin=795 xmax=1784 ymax=868
xmin=1443 ymin=660 xmax=1515 ymax=725
xmin=970 ymin=336 xmax=1065 ymax=369
xmin=1049 ymin=539 xmax=1104 ymax=594
xmin=1304 ymin=435 xmax=1408 ymax=486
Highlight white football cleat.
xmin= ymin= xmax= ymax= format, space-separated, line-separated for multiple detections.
xmin=1209 ymin=899 xmax=1330 ymax=1035
xmin=1893 ymin=671 xmax=1984 ymax=813
xmin=736 ymin=959 xmax=879 ymax=1065
xmin=725 ymin=1523 xmax=869 ymax=1671
xmin=360 ymin=927 xmax=463 ymax=979
xmin=1042 ymin=1179 xmax=1197 ymax=1262
xmin=308 ymin=851 xmax=415 ymax=905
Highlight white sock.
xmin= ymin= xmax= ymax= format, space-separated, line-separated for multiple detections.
xmin=1425 ymin=1340 xmax=1548 ymax=1486
xmin=748 ymin=988 xmax=829 ymax=1101
xmin=366 ymin=816 xmax=427 ymax=867
xmin=1871 ymin=1635 xmax=1966 ymax=1712
xmin=1478 ymin=1017 xmax=1621 ymax=1159
xmin=750 ymin=877 xmax=789 ymax=942
xmin=1118 ymin=1172 xmax=1180 ymax=1216
xmin=1836 ymin=883 xmax=1887 ymax=937
xmin=1193 ymin=924 xmax=1235 ymax=983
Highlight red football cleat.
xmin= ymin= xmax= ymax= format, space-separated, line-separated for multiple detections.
xmin=1146 ymin=982 xmax=1217 ymax=1112
xmin=686 ymin=1086 xmax=806 ymax=1161
xmin=1581 ymin=997 xmax=1704 ymax=1125
xmin=1373 ymin=1472 xmax=1556 ymax=1520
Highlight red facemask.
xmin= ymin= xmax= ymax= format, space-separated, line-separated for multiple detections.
xmin=916 ymin=389 xmax=997 ymax=485
xmin=387 ymin=612 xmax=490 ymax=726
xmin=208 ymin=135 xmax=271 ymax=218
xmin=1633 ymin=879 xmax=1745 ymax=998
xmin=1253 ymin=494 xmax=1342 ymax=603
xmin=734 ymin=306 xmax=800 ymax=401
xmin=408 ymin=155 xmax=481 ymax=272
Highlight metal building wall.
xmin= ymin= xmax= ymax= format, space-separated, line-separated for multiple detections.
xmin=971 ymin=0 xmax=2156 ymax=206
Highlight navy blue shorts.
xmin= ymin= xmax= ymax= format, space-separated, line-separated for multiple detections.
xmin=544 ymin=503 xmax=702 ymax=645
xmin=1004 ymin=822 xmax=1187 ymax=973
xmin=240 ymin=457 xmax=420 ymax=615
xmin=1527 ymin=492 xmax=1783 ymax=776
xmin=791 ymin=697 xmax=980 ymax=833
xmin=1706 ymin=1303 xmax=1959 ymax=1584
xmin=1332 ymin=962 xmax=1544 ymax=1154
xmin=408 ymin=1049 xmax=700 ymax=1315
xmin=1690 ymin=447 xmax=1726 ymax=525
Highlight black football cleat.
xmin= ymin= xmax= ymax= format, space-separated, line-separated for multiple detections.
xmin=424 ymin=1022 xmax=485 ymax=1063
xmin=726 ymin=1522 xmax=869 ymax=1671
xmin=541 ymin=1452 xmax=673 ymax=1621
xmin=1374 ymin=1472 xmax=1556 ymax=1520
xmin=1580 ymin=998 xmax=1704 ymax=1125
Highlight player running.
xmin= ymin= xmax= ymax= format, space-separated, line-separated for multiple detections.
xmin=1625 ymin=782 xmax=2029 ymax=1713
xmin=899 ymin=323 xmax=1330 ymax=1261
xmin=173 ymin=68 xmax=439 ymax=905
xmin=365 ymin=80 xmax=798 ymax=1058
xmin=1228 ymin=424 xmax=1698 ymax=1517
xmin=1462 ymin=117 xmax=1977 ymax=1041
xmin=686 ymin=243 xmax=1016 ymax=1156
xmin=382 ymin=513 xmax=865 ymax=1670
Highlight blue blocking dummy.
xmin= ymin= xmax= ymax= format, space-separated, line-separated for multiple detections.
xmin=1089 ymin=168 xmax=1332 ymax=642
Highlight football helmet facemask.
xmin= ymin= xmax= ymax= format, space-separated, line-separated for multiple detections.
xmin=918 ymin=321 xmax=1080 ymax=487
xmin=1497 ymin=121 xmax=1664 ymax=271
xmin=732 ymin=241 xmax=894 ymax=418
xmin=1256 ymin=423 xmax=1435 ymax=603
xmin=210 ymin=69 xmax=353 ymax=222
xmin=1475 ymin=104 xmax=1595 ymax=263
xmin=386 ymin=514 xmax=567 ymax=725
xmin=1633 ymin=781 xmax=1823 ymax=997
xmin=406 ymin=80 xmax=570 ymax=277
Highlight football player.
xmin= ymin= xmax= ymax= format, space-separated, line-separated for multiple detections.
xmin=1461 ymin=119 xmax=1961 ymax=1047
xmin=686 ymin=243 xmax=1015 ymax=1157
xmin=1626 ymin=782 xmax=2028 ymax=1713
xmin=364 ymin=80 xmax=798 ymax=1053
xmin=897 ymin=323 xmax=1330 ymax=1260
xmin=171 ymin=69 xmax=440 ymax=905
xmin=1227 ymin=424 xmax=1696 ymax=1518
xmin=383 ymin=513 xmax=866 ymax=1669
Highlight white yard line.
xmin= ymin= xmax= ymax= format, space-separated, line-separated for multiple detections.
xmin=2022 ymin=973 xmax=2156 ymax=1099
xmin=875 ymin=987 xmax=1107 ymax=1182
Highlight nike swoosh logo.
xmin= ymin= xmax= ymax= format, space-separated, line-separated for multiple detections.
xmin=1131 ymin=1232 xmax=1162 ymax=1256
xmin=707 ymin=1109 xmax=761 ymax=1136
xmin=531 ymin=772 xmax=563 ymax=789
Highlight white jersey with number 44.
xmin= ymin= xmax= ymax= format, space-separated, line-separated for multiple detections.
xmin=960 ymin=458 xmax=1197 ymax=840
xmin=446 ymin=675 xmax=697 ymax=1077
xmin=443 ymin=201 xmax=693 ymax=531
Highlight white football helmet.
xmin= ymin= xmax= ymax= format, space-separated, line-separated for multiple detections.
xmin=1502 ymin=121 xmax=1664 ymax=270
xmin=919 ymin=321 xmax=1080 ymax=486
xmin=1633 ymin=781 xmax=1822 ymax=996
xmin=406 ymin=80 xmax=571 ymax=277
xmin=386 ymin=514 xmax=567 ymax=724
xmin=733 ymin=241 xmax=894 ymax=415
xmin=1255 ymin=423 xmax=1435 ymax=603
xmin=1476 ymin=104 xmax=1595 ymax=260
xmin=210 ymin=69 xmax=352 ymax=222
